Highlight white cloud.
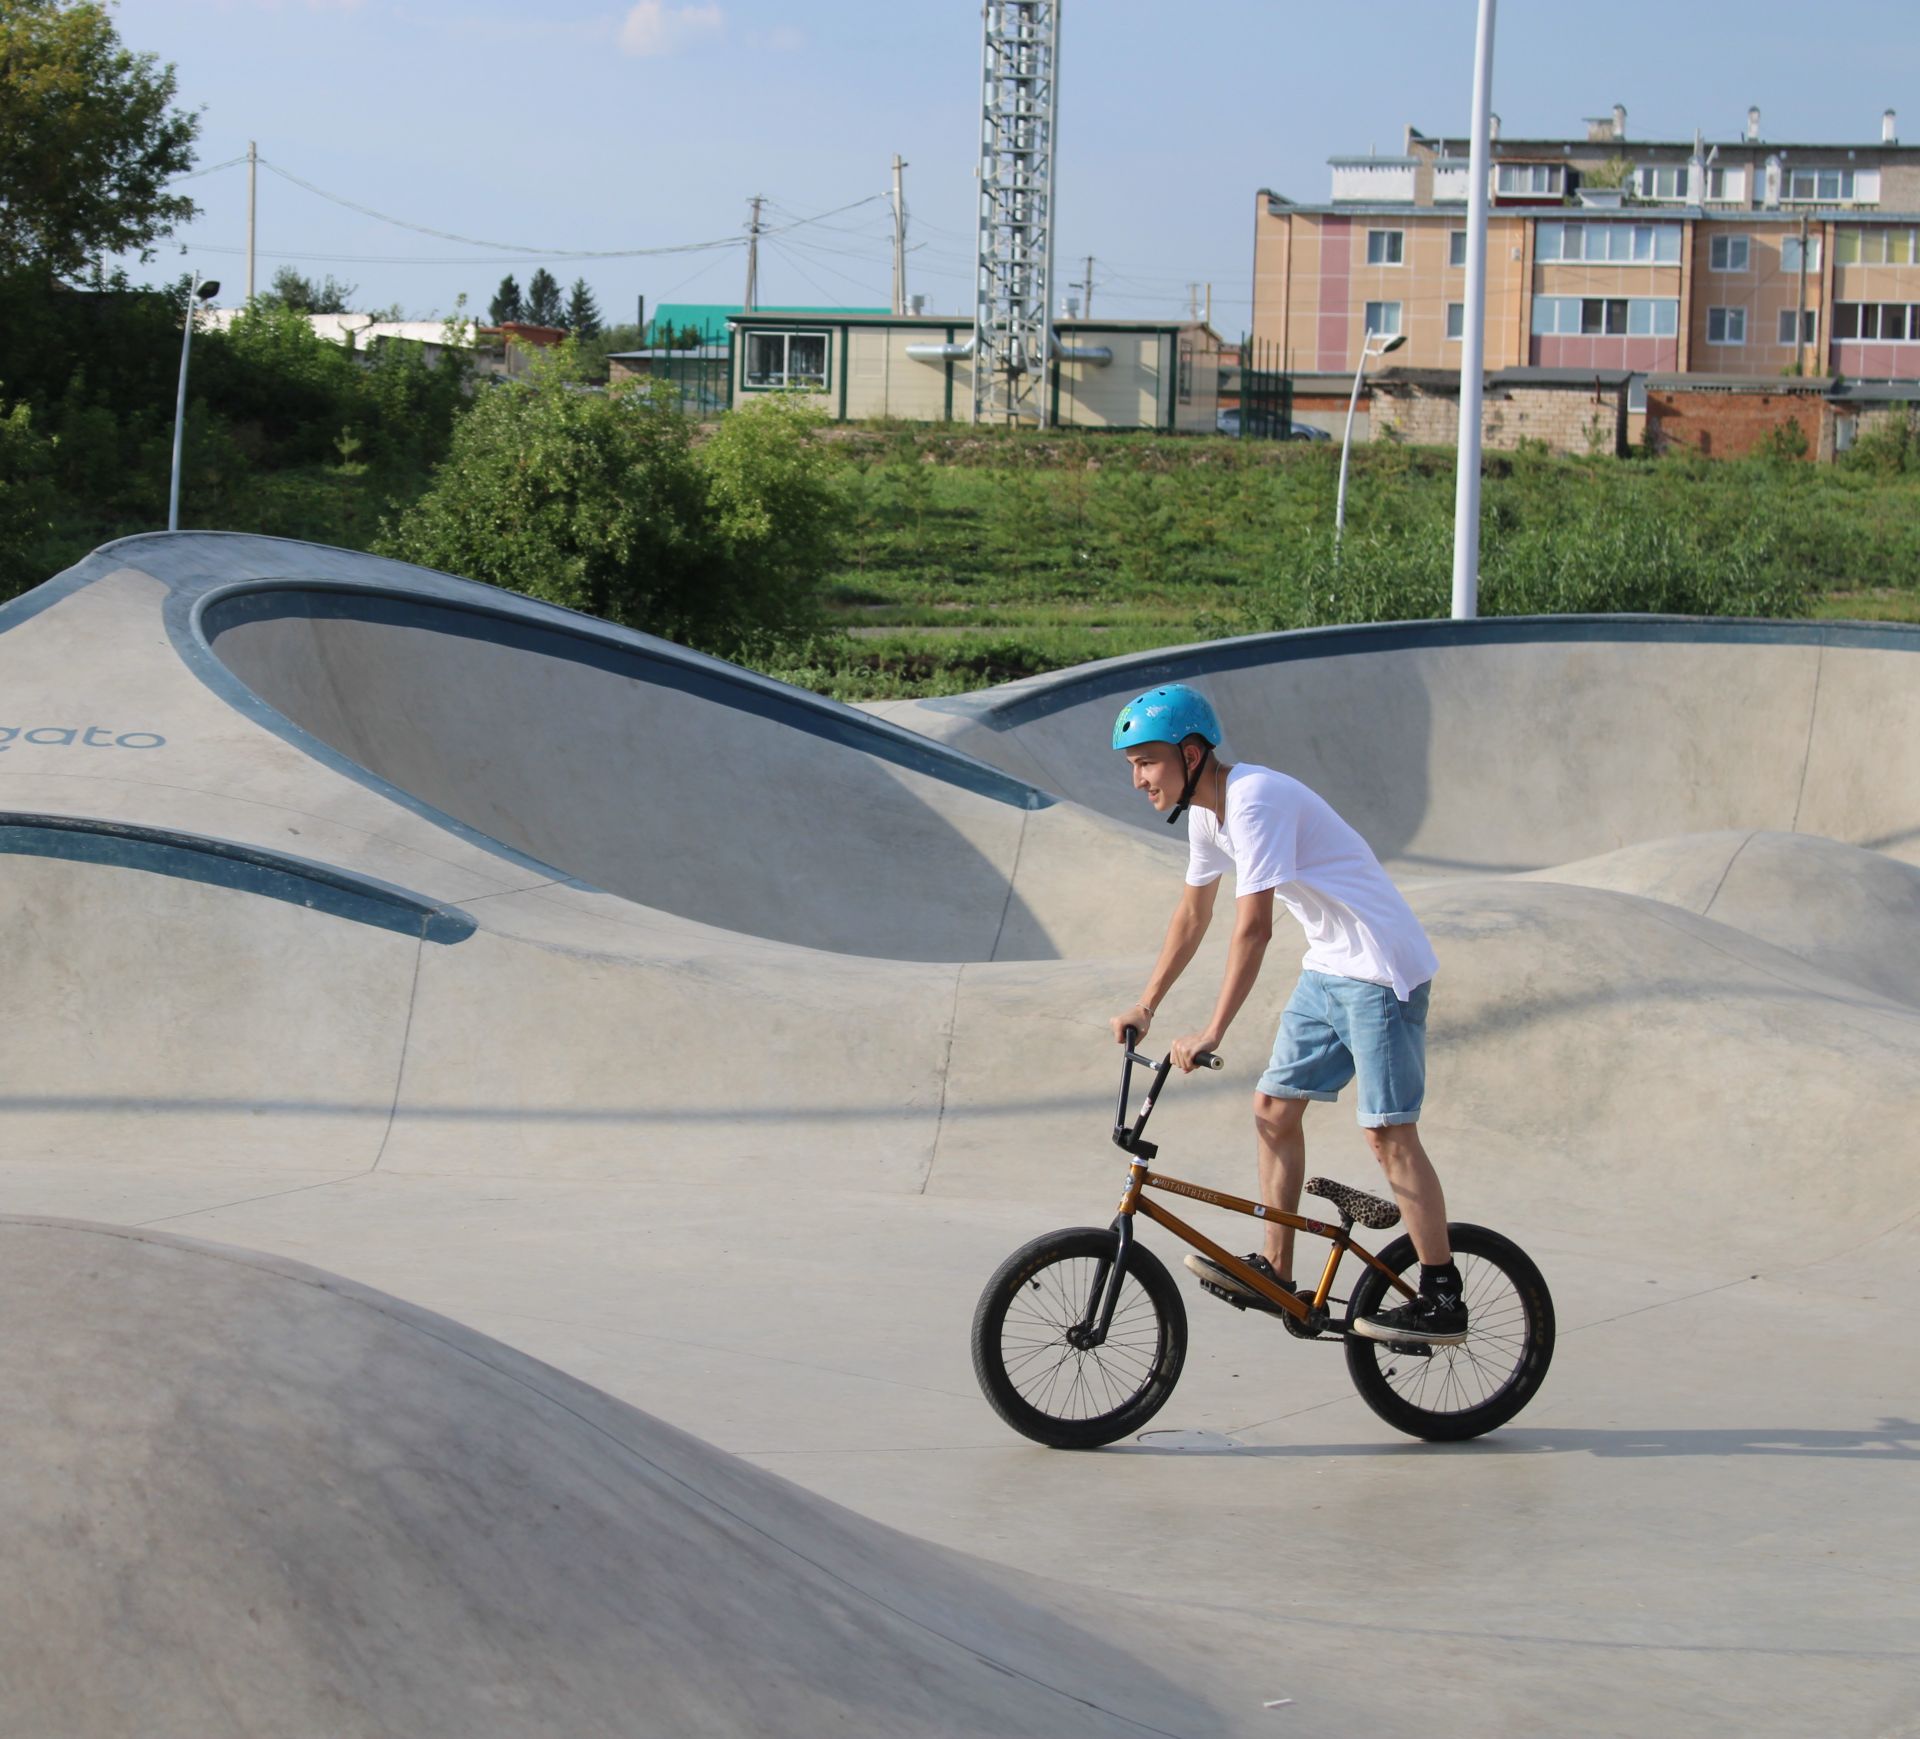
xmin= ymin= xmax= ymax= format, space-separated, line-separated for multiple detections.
xmin=619 ymin=1 xmax=724 ymax=56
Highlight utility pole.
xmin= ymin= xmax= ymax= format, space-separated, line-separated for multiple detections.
xmin=1076 ymin=254 xmax=1094 ymax=317
xmin=246 ymin=141 xmax=257 ymax=304
xmin=744 ymin=195 xmax=763 ymax=312
xmin=1793 ymin=210 xmax=1811 ymax=377
xmin=891 ymin=155 xmax=909 ymax=316
xmin=1204 ymin=282 xmax=1212 ymax=327
xmin=1187 ymin=282 xmax=1200 ymax=321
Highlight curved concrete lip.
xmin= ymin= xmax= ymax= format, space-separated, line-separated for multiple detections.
xmin=0 ymin=532 xmax=1914 ymax=1736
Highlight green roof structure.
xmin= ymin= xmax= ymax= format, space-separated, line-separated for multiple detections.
xmin=647 ymin=302 xmax=888 ymax=345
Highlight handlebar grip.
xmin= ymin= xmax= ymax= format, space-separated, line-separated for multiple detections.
xmin=1122 ymin=1024 xmax=1139 ymax=1046
xmin=1195 ymin=1052 xmax=1224 ymax=1070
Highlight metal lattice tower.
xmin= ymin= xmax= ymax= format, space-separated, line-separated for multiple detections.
xmin=972 ymin=1 xmax=1060 ymax=426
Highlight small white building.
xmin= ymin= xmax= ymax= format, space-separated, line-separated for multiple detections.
xmin=726 ymin=313 xmax=1227 ymax=431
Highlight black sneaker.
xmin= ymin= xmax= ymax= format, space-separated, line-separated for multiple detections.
xmin=1351 ymin=1292 xmax=1469 ymax=1346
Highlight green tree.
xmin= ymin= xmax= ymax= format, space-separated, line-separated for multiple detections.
xmin=565 ymin=277 xmax=602 ymax=337
xmin=524 ymin=267 xmax=563 ymax=327
xmin=488 ymin=274 xmax=523 ymax=325
xmin=261 ymin=266 xmax=357 ymax=313
xmin=0 ymin=0 xmax=200 ymax=277
xmin=376 ymin=347 xmax=841 ymax=658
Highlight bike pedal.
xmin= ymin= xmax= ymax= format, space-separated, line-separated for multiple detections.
xmin=1198 ymin=1280 xmax=1250 ymax=1311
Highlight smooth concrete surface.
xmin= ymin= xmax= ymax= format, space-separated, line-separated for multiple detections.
xmin=1 ymin=533 xmax=1916 ymax=1737
xmin=0 ymin=1216 xmax=1231 ymax=1739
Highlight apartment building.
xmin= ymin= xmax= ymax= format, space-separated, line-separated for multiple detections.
xmin=1252 ymin=105 xmax=1920 ymax=390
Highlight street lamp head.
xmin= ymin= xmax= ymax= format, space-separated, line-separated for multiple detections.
xmin=195 ymin=280 xmax=220 ymax=302
xmin=1381 ymin=333 xmax=1407 ymax=353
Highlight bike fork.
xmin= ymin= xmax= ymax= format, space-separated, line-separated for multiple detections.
xmin=1070 ymin=1213 xmax=1135 ymax=1350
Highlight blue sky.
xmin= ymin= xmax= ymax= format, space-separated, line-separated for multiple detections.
xmin=117 ymin=0 xmax=1918 ymax=330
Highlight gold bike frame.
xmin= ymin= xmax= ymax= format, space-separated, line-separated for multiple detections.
xmin=1116 ymin=1163 xmax=1417 ymax=1320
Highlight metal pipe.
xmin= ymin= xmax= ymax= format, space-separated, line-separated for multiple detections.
xmin=1451 ymin=0 xmax=1497 ymax=621
xmin=1050 ymin=337 xmax=1112 ymax=365
xmin=907 ymin=333 xmax=1108 ymax=365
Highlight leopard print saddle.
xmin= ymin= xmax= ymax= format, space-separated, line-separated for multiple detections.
xmin=1305 ymin=1177 xmax=1402 ymax=1229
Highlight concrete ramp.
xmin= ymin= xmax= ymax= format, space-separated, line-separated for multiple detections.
xmin=2 ymin=535 xmax=1917 ymax=1737
xmin=200 ymin=580 xmax=1170 ymax=961
xmin=0 ymin=1216 xmax=1228 ymax=1739
xmin=879 ymin=619 xmax=1920 ymax=874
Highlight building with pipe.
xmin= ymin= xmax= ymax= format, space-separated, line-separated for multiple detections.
xmin=724 ymin=312 xmax=1227 ymax=432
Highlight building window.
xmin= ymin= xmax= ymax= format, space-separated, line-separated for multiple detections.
xmin=1446 ymin=302 xmax=1465 ymax=340
xmin=1364 ymin=301 xmax=1402 ymax=337
xmin=1780 ymin=236 xmax=1823 ymax=273
xmin=1832 ymin=303 xmax=1919 ymax=341
xmin=1535 ymin=221 xmax=1682 ymax=263
xmin=1496 ymin=163 xmax=1564 ymax=197
xmin=1177 ymin=343 xmax=1194 ymax=403
xmin=1776 ymin=309 xmax=1819 ymax=346
xmin=1785 ymin=167 xmax=1879 ymax=203
xmin=1449 ymin=229 xmax=1468 ymax=268
xmin=1582 ymin=298 xmax=1630 ymax=336
xmin=1709 ymin=234 xmax=1750 ymax=271
xmin=1636 ymin=164 xmax=1690 ymax=201
xmin=1531 ymin=296 xmax=1677 ymax=337
xmin=1367 ymin=229 xmax=1404 ymax=265
xmin=1704 ymin=166 xmax=1748 ymax=203
xmin=1836 ymin=227 xmax=1917 ymax=264
xmin=1627 ymin=374 xmax=1648 ymax=414
xmin=743 ymin=329 xmax=829 ymax=390
xmin=1706 ymin=307 xmax=1747 ymax=345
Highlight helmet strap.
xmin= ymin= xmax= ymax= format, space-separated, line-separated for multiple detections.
xmin=1166 ymin=743 xmax=1213 ymax=826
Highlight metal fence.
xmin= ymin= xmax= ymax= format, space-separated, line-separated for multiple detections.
xmin=651 ymin=322 xmax=732 ymax=418
xmin=1237 ymin=334 xmax=1293 ymax=439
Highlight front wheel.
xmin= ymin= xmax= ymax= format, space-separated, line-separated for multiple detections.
xmin=972 ymin=1227 xmax=1187 ymax=1449
xmin=1344 ymin=1222 xmax=1555 ymax=1441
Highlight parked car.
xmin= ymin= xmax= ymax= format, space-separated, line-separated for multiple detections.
xmin=1215 ymin=408 xmax=1332 ymax=442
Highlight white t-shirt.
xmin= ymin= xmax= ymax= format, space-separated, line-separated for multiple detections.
xmin=1186 ymin=763 xmax=1438 ymax=1000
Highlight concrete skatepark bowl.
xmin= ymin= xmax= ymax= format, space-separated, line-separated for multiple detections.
xmin=0 ymin=531 xmax=1915 ymax=1737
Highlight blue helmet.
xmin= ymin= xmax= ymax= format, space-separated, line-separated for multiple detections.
xmin=1111 ymin=684 xmax=1222 ymax=752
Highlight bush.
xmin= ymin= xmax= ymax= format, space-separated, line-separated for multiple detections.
xmin=378 ymin=347 xmax=843 ymax=659
xmin=0 ymin=400 xmax=60 ymax=599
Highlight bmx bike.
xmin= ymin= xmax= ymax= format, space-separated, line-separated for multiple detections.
xmin=971 ymin=1030 xmax=1555 ymax=1449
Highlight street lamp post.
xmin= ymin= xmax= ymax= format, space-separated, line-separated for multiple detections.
xmin=168 ymin=278 xmax=221 ymax=533
xmin=1334 ymin=331 xmax=1407 ymax=558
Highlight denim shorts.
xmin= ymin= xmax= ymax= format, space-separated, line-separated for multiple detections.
xmin=1257 ymin=971 xmax=1430 ymax=1128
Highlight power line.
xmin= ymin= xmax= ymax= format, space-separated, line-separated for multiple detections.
xmin=257 ymin=158 xmax=742 ymax=258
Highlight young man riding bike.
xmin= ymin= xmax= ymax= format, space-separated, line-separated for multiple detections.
xmin=1106 ymin=683 xmax=1467 ymax=1344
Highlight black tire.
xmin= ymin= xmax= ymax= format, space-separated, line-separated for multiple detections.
xmin=972 ymin=1227 xmax=1187 ymax=1450
xmin=1344 ymin=1222 xmax=1555 ymax=1442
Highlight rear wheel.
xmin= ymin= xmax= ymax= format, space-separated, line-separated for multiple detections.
xmin=972 ymin=1227 xmax=1186 ymax=1449
xmin=1344 ymin=1222 xmax=1554 ymax=1441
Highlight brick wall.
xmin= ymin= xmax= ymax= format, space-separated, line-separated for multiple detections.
xmin=1644 ymin=389 xmax=1830 ymax=462
xmin=1368 ymin=383 xmax=1627 ymax=455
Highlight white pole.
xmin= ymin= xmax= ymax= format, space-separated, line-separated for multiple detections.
xmin=1451 ymin=0 xmax=1497 ymax=619
xmin=1334 ymin=340 xmax=1374 ymax=558
xmin=168 ymin=289 xmax=198 ymax=532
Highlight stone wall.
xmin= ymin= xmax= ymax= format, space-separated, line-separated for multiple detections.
xmin=1368 ymin=382 xmax=1627 ymax=456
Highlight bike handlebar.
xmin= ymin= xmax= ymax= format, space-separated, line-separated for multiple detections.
xmin=1115 ymin=1027 xmax=1223 ymax=1157
xmin=1121 ymin=1026 xmax=1224 ymax=1070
